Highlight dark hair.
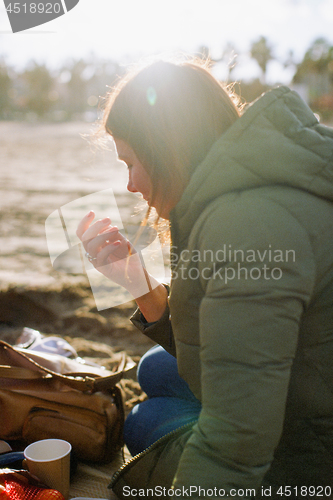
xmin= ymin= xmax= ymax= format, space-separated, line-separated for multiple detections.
xmin=103 ymin=58 xmax=241 ymax=218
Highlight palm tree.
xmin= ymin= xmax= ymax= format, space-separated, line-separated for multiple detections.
xmin=250 ymin=36 xmax=274 ymax=84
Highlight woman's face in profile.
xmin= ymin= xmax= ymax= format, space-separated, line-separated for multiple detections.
xmin=114 ymin=138 xmax=153 ymax=204
xmin=114 ymin=138 xmax=177 ymax=219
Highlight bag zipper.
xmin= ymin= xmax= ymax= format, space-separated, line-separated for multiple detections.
xmin=108 ymin=419 xmax=196 ymax=489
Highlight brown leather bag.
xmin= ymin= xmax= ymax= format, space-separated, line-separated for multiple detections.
xmin=0 ymin=340 xmax=133 ymax=463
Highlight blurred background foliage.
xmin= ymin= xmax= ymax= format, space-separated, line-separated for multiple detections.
xmin=0 ymin=36 xmax=333 ymax=123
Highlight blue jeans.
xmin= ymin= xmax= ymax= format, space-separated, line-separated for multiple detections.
xmin=124 ymin=345 xmax=202 ymax=456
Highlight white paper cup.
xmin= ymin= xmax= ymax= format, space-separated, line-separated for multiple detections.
xmin=24 ymin=439 xmax=72 ymax=500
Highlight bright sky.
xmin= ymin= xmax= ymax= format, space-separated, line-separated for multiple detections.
xmin=1 ymin=0 xmax=333 ymax=84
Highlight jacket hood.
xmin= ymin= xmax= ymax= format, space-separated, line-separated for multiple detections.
xmin=171 ymin=86 xmax=333 ymax=244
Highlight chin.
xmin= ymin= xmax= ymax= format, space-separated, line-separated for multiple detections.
xmin=157 ymin=209 xmax=171 ymax=220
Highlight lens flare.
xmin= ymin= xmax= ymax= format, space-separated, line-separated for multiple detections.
xmin=147 ymin=87 xmax=157 ymax=106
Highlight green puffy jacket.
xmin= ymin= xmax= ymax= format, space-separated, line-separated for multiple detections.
xmin=112 ymin=86 xmax=333 ymax=499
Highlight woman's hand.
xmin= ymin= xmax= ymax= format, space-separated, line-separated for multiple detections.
xmin=76 ymin=211 xmax=151 ymax=298
xmin=77 ymin=211 xmax=169 ymax=322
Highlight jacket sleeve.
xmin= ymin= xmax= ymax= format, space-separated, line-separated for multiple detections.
xmin=130 ymin=286 xmax=176 ymax=357
xmin=172 ymin=194 xmax=316 ymax=498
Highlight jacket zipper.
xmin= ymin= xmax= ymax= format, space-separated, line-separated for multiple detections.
xmin=108 ymin=419 xmax=196 ymax=489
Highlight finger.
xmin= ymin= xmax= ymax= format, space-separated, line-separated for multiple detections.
xmin=107 ymin=238 xmax=135 ymax=262
xmin=96 ymin=240 xmax=123 ymax=265
xmin=76 ymin=211 xmax=95 ymax=240
xmin=80 ymin=217 xmax=114 ymax=243
xmin=86 ymin=226 xmax=120 ymax=255
xmin=97 ymin=237 xmax=135 ymax=265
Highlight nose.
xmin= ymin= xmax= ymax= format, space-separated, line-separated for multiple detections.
xmin=127 ymin=172 xmax=137 ymax=193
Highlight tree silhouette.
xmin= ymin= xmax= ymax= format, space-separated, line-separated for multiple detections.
xmin=293 ymin=38 xmax=333 ymax=82
xmin=197 ymin=43 xmax=238 ymax=83
xmin=293 ymin=37 xmax=333 ymax=121
xmin=57 ymin=57 xmax=123 ymax=119
xmin=0 ymin=41 xmax=331 ymax=122
xmin=0 ymin=60 xmax=13 ymax=119
xmin=250 ymin=36 xmax=274 ymax=84
xmin=21 ymin=62 xmax=55 ymax=116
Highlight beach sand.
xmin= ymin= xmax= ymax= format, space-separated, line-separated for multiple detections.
xmin=0 ymin=119 xmax=159 ymax=416
xmin=0 ymin=119 xmax=163 ymax=497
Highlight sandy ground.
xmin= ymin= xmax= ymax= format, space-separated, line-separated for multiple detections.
xmin=0 ymin=120 xmax=159 ymax=416
xmin=0 ymin=120 xmax=163 ymax=497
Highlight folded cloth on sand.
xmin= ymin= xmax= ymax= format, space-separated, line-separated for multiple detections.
xmin=15 ymin=328 xmax=78 ymax=358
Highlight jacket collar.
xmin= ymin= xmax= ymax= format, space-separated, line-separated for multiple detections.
xmin=170 ymin=86 xmax=333 ymax=247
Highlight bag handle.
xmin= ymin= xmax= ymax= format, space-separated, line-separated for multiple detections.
xmin=0 ymin=365 xmax=48 ymax=380
xmin=0 ymin=341 xmax=131 ymax=392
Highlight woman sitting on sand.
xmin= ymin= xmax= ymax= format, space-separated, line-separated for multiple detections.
xmin=77 ymin=58 xmax=333 ymax=498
